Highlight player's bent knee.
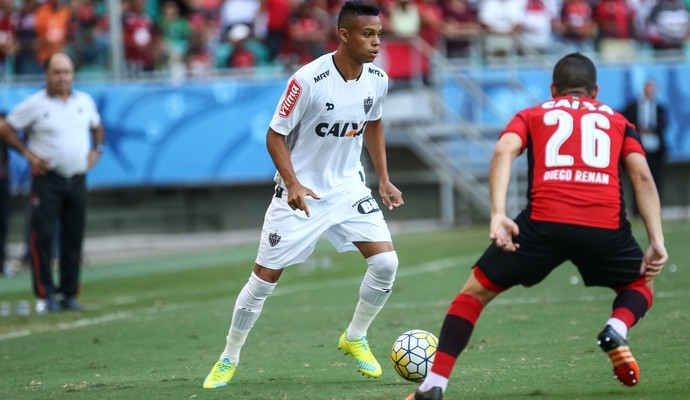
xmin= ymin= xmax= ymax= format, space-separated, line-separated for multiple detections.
xmin=235 ymin=272 xmax=277 ymax=312
xmin=461 ymin=268 xmax=503 ymax=306
xmin=365 ymin=251 xmax=398 ymax=287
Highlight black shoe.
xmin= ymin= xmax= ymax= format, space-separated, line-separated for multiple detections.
xmin=597 ymin=325 xmax=639 ymax=386
xmin=597 ymin=325 xmax=626 ymax=351
xmin=408 ymin=387 xmax=443 ymax=400
xmin=59 ymin=297 xmax=83 ymax=311
xmin=48 ymin=298 xmax=63 ymax=312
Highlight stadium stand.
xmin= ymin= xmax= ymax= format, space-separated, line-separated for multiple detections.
xmin=0 ymin=0 xmax=688 ymax=81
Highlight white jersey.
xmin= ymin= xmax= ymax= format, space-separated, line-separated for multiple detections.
xmin=269 ymin=52 xmax=388 ymax=199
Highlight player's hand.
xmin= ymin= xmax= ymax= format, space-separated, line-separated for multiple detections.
xmin=286 ymin=183 xmax=320 ymax=217
xmin=490 ymin=214 xmax=520 ymax=252
xmin=640 ymin=241 xmax=668 ymax=279
xmin=379 ymin=181 xmax=403 ymax=210
xmin=26 ymin=151 xmax=48 ymax=175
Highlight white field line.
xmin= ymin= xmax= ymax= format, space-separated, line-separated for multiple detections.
xmin=1 ymin=253 xmax=687 ymax=341
xmin=0 ymin=304 xmax=189 ymax=341
xmin=0 ymin=255 xmax=475 ymax=342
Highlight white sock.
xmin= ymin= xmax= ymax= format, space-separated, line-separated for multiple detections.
xmin=607 ymin=318 xmax=628 ymax=339
xmin=418 ymin=371 xmax=448 ymax=393
xmin=221 ymin=326 xmax=250 ymax=365
xmin=346 ymin=299 xmax=383 ymax=341
xmin=219 ymin=273 xmax=276 ymax=365
xmin=344 ymin=252 xmax=397 ymax=341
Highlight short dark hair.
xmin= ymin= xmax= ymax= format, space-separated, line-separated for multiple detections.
xmin=552 ymin=53 xmax=597 ymax=95
xmin=337 ymin=1 xmax=380 ymax=29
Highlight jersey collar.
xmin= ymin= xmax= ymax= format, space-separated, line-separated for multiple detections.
xmin=331 ymin=54 xmax=362 ymax=82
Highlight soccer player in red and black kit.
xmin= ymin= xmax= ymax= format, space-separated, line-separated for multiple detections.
xmin=407 ymin=53 xmax=668 ymax=400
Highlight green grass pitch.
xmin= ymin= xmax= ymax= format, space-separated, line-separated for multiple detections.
xmin=0 ymin=220 xmax=688 ymax=399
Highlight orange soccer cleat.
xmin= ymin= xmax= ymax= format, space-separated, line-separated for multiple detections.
xmin=597 ymin=325 xmax=640 ymax=387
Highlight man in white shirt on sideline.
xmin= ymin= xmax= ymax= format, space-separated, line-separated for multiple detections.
xmin=0 ymin=52 xmax=105 ymax=314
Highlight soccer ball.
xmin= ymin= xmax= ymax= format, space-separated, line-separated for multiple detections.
xmin=390 ymin=329 xmax=438 ymax=382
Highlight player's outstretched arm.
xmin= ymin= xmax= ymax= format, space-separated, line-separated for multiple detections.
xmin=364 ymin=118 xmax=403 ymax=210
xmin=623 ymin=152 xmax=668 ymax=278
xmin=266 ymin=128 xmax=320 ymax=217
xmin=488 ymin=133 xmax=522 ymax=251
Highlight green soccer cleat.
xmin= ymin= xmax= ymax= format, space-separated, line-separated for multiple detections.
xmin=202 ymin=357 xmax=236 ymax=389
xmin=338 ymin=331 xmax=382 ymax=378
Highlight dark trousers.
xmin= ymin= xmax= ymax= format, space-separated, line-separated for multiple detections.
xmin=29 ymin=172 xmax=87 ymax=299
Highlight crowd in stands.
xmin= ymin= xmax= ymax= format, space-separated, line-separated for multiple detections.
xmin=0 ymin=0 xmax=689 ymax=80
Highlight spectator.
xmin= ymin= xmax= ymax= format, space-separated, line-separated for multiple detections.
xmin=287 ymin=1 xmax=332 ymax=66
xmin=14 ymin=0 xmax=42 ymax=76
xmin=0 ymin=0 xmax=17 ymax=78
xmin=520 ymin=0 xmax=558 ymax=55
xmin=478 ymin=0 xmax=524 ymax=58
xmin=0 ymin=53 xmax=105 ymax=313
xmin=440 ymin=0 xmax=481 ymax=58
xmin=123 ymin=0 xmax=155 ymax=73
xmin=555 ymin=0 xmax=598 ymax=54
xmin=646 ymin=0 xmax=690 ymax=56
xmin=219 ymin=0 xmax=260 ymax=40
xmin=417 ymin=0 xmax=447 ymax=48
xmin=150 ymin=22 xmax=172 ymax=71
xmin=630 ymin=0 xmax=658 ymax=43
xmin=157 ymin=0 xmax=190 ymax=68
xmin=34 ymin=0 xmax=71 ymax=67
xmin=259 ymin=0 xmax=291 ymax=63
xmin=595 ymin=0 xmax=637 ymax=61
xmin=186 ymin=13 xmax=215 ymax=76
xmin=222 ymin=23 xmax=268 ymax=68
xmin=388 ymin=0 xmax=421 ymax=38
xmin=623 ymin=79 xmax=668 ymax=208
xmin=192 ymin=0 xmax=222 ymax=18
xmin=68 ymin=0 xmax=109 ymax=71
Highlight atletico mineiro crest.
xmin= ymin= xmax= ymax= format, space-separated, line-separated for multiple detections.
xmin=268 ymin=232 xmax=281 ymax=247
xmin=363 ymin=96 xmax=373 ymax=114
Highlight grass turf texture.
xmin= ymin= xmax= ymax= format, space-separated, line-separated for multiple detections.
xmin=0 ymin=220 xmax=688 ymax=399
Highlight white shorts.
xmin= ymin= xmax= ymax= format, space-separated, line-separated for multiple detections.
xmin=255 ymin=184 xmax=392 ymax=269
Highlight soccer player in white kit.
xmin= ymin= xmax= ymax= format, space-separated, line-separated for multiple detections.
xmin=203 ymin=1 xmax=404 ymax=389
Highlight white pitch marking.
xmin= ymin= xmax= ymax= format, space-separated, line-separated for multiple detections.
xmin=0 ymin=305 xmax=187 ymax=341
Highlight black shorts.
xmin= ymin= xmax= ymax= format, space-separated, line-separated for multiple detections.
xmin=475 ymin=211 xmax=644 ymax=290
